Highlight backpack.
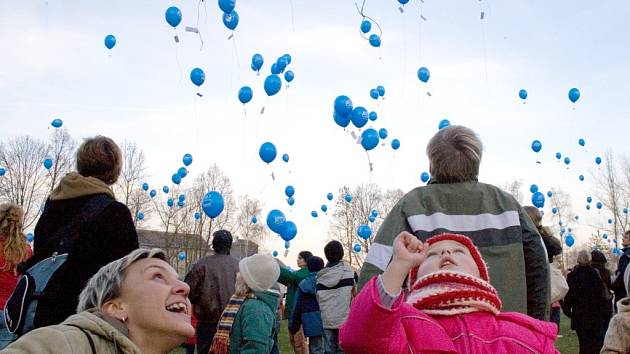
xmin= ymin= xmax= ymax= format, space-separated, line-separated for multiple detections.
xmin=1 ymin=195 xmax=112 ymax=348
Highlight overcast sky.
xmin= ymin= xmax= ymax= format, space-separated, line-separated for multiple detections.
xmin=1 ymin=0 xmax=628 ymax=267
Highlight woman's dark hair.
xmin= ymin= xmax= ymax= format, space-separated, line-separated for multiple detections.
xmin=298 ymin=251 xmax=313 ymax=262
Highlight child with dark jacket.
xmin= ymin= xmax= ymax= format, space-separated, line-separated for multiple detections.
xmin=290 ymin=256 xmax=325 ymax=354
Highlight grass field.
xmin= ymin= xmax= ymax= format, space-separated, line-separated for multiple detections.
xmin=172 ymin=315 xmax=580 ymax=353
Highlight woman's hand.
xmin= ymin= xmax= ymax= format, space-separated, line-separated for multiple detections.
xmin=382 ymin=232 xmax=426 ymax=296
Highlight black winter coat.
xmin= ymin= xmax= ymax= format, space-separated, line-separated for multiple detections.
xmin=32 ymin=194 xmax=138 ymax=328
xmin=562 ymin=265 xmax=609 ymax=331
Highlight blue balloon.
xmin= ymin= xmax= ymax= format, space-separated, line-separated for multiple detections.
xmin=518 ymin=89 xmax=527 ymax=100
xmin=273 ymin=250 xmax=279 ymax=257
xmin=287 ymin=196 xmax=295 ymax=206
xmin=222 ymin=10 xmax=239 ymax=30
xmin=104 ymin=34 xmax=116 ymax=50
xmin=530 ymin=184 xmax=538 ymax=194
xmin=178 ymin=251 xmax=186 ymax=261
xmin=333 ymin=111 xmax=351 ymax=128
xmin=565 ymin=234 xmax=575 ymax=247
xmin=202 ymin=191 xmax=225 ymax=218
xmin=391 ymin=139 xmax=400 ymax=150
xmin=190 ymin=68 xmax=205 ymax=87
xmin=547 ymin=191 xmax=553 ymax=198
xmin=327 ymin=193 xmax=333 ymax=201
xmin=43 ymin=158 xmax=53 ymax=170
xmin=575 ymin=215 xmax=579 ymax=220
xmin=564 ymin=157 xmax=571 ymax=165
xmin=369 ymin=34 xmax=381 ymax=47
xmin=251 ymin=53 xmax=264 ymax=71
xmin=266 ymin=209 xmax=286 ymax=234
xmin=398 ymin=0 xmax=410 ymax=4
xmin=357 ymin=224 xmax=372 ymax=240
xmin=218 ymin=0 xmax=235 ymax=13
xmin=259 ymin=142 xmax=277 ymax=163
xmin=368 ymin=215 xmax=376 ymax=223
xmin=264 ymin=74 xmax=282 ymax=96
xmin=167 ymin=198 xmax=174 ymax=207
xmin=334 ymin=95 xmax=353 ymax=118
xmin=587 ymin=196 xmax=592 ymax=203
xmin=50 ymin=118 xmax=63 ymax=128
xmin=183 ymin=153 xmax=193 ymax=166
xmin=371 ymin=210 xmax=378 ymax=217
xmin=282 ymin=154 xmax=289 ymax=163
xmin=284 ymin=70 xmax=294 ymax=83
xmin=608 ymin=218 xmax=613 ymax=224
xmin=596 ymin=202 xmax=603 ymax=209
xmin=311 ymin=211 xmax=318 ymax=218
xmin=579 ymin=175 xmax=584 ymax=181
xmin=555 ymin=152 xmax=561 ymax=160
xmin=360 ymin=128 xmax=379 ymax=151
xmin=345 ymin=194 xmax=352 ymax=203
xmin=178 ymin=167 xmax=188 ymax=178
xmin=282 ymin=54 xmax=292 ymax=65
xmin=531 ymin=140 xmax=542 ymax=153
xmin=285 ymin=185 xmax=295 ymax=198
xmin=586 ymin=205 xmax=591 ymax=210
xmin=420 ymin=172 xmax=430 ymax=183
xmin=354 ymin=243 xmax=362 ymax=252
xmin=552 ymin=207 xmax=558 ymax=214
xmin=531 ymin=192 xmax=545 ymax=208
xmin=142 ymin=183 xmax=149 ymax=191
xmin=360 ymin=19 xmax=372 ymax=33
xmin=280 ymin=221 xmax=297 ymax=242
xmin=370 ymin=89 xmax=379 ymax=100
xmin=377 ymin=85 xmax=385 ymax=97
xmin=251 ymin=216 xmax=257 ymax=223
xmin=321 ymin=205 xmax=328 ymax=213
xmin=350 ymin=107 xmax=368 ymax=128
xmin=568 ymin=88 xmax=580 ymax=103
xmin=368 ymin=111 xmax=378 ymax=121
xmin=578 ymin=138 xmax=585 ymax=147
xmin=603 ymin=233 xmax=608 ymax=239
xmin=271 ymin=63 xmax=280 ymax=74
xmin=178 ymin=194 xmax=185 ymax=202
xmin=137 ymin=212 xmax=145 ymax=221
xmin=285 ymin=241 xmax=290 ymax=249
xmin=163 ymin=186 xmax=169 ymax=194
xmin=438 ymin=119 xmax=450 ymax=130
xmin=624 ymin=208 xmax=628 ymax=214
xmin=150 ymin=189 xmax=157 ymax=198
xmin=378 ymin=128 xmax=388 ymax=139
xmin=0 ymin=167 xmax=5 ymax=176
xmin=172 ymin=173 xmax=182 ymax=185
xmin=26 ymin=233 xmax=34 ymax=242
xmin=276 ymin=57 xmax=288 ymax=73
xmin=595 ymin=156 xmax=602 ymax=165
xmin=194 ymin=212 xmax=201 ymax=220
xmin=417 ymin=67 xmax=430 ymax=83
xmin=165 ymin=6 xmax=182 ymax=28
xmin=238 ymin=86 xmax=253 ymax=104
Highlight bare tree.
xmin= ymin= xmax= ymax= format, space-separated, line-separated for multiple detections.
xmin=44 ymin=129 xmax=76 ymax=194
xmin=0 ymin=136 xmax=48 ymax=228
xmin=500 ymin=179 xmax=524 ymax=205
xmin=114 ymin=141 xmax=153 ymax=226
xmin=234 ymin=195 xmax=267 ymax=256
xmin=548 ymin=187 xmax=576 ymax=272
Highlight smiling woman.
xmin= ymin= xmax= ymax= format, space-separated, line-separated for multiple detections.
xmin=1 ymin=248 xmax=194 ymax=354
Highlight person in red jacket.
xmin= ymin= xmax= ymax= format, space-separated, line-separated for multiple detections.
xmin=0 ymin=203 xmax=33 ymax=348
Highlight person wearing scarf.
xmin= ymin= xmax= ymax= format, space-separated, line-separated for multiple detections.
xmin=340 ymin=232 xmax=559 ymax=354
xmin=210 ymin=254 xmax=280 ymax=354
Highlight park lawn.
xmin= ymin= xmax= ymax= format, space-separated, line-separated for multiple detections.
xmin=173 ymin=316 xmax=579 ymax=353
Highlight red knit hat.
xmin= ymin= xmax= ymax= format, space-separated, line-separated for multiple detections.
xmin=409 ymin=233 xmax=489 ymax=286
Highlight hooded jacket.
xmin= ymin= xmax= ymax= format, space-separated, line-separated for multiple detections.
xmin=317 ymin=261 xmax=355 ymax=329
xmin=1 ymin=309 xmax=142 ymax=353
xmin=358 ymin=180 xmax=550 ymax=320
xmin=289 ymin=273 xmax=324 ymax=337
xmin=229 ymin=291 xmax=279 ymax=354
xmin=31 ymin=173 xmax=139 ymax=328
xmin=601 ymin=297 xmax=630 ymax=354
xmin=340 ymin=277 xmax=559 ymax=354
xmin=278 ymin=266 xmax=310 ymax=320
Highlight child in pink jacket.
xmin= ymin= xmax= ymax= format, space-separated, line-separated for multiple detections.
xmin=340 ymin=232 xmax=559 ymax=354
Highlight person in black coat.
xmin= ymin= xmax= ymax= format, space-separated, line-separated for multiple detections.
xmin=30 ymin=136 xmax=139 ymax=328
xmin=563 ymin=250 xmax=609 ymax=354
xmin=612 ymin=231 xmax=630 ymax=305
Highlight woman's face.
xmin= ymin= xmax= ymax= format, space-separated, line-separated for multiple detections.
xmin=416 ymin=240 xmax=480 ymax=278
xmin=297 ymin=256 xmax=306 ymax=268
xmin=117 ymin=258 xmax=194 ymax=344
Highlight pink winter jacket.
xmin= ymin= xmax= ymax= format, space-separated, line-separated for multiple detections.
xmin=340 ymin=277 xmax=559 ymax=354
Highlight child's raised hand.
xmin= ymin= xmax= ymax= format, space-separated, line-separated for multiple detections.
xmin=391 ymin=231 xmax=426 ymax=269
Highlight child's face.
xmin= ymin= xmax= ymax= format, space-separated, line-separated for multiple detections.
xmin=416 ymin=240 xmax=481 ymax=278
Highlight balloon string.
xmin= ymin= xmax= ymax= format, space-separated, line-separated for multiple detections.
xmin=232 ymin=35 xmax=242 ymax=76
xmin=354 ymin=1 xmax=383 ymax=41
xmin=289 ymin=0 xmax=296 ymax=32
xmin=196 ymin=0 xmax=205 ymax=51
xmin=478 ymin=0 xmax=490 ymax=98
xmin=173 ymin=31 xmax=184 ymax=83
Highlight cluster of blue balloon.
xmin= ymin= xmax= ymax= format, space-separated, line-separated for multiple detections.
xmin=218 ymin=0 xmax=239 ymax=31
xmin=530 ymin=184 xmax=545 ymax=208
xmin=359 ymin=18 xmax=381 ymax=47
xmin=285 ymin=185 xmax=295 ymax=206
xmin=518 ymin=88 xmax=580 ymax=104
xmin=171 ymin=153 xmax=193 ymax=186
xmin=368 ymin=209 xmax=378 ymax=223
xmin=266 ymin=209 xmax=298 ymax=245
xmin=239 ymin=53 xmax=293 ymax=105
xmin=369 ymin=86 xmax=385 ymax=100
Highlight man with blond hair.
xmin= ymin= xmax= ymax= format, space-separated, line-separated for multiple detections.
xmin=358 ymin=125 xmax=549 ymax=320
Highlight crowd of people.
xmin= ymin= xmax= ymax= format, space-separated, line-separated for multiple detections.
xmin=0 ymin=127 xmax=629 ymax=353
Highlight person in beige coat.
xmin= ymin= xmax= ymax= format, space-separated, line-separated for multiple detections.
xmin=1 ymin=248 xmax=194 ymax=354
xmin=601 ymin=264 xmax=630 ymax=354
